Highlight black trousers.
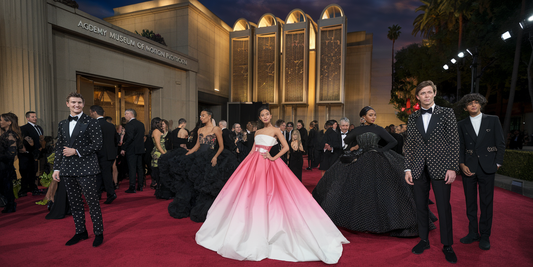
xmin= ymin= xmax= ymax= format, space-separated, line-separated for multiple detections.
xmin=63 ymin=174 xmax=103 ymax=235
xmin=18 ymin=153 xmax=37 ymax=193
xmin=413 ymin=165 xmax=453 ymax=246
xmin=462 ymin=162 xmax=495 ymax=237
xmin=127 ymin=153 xmax=144 ymax=188
xmin=97 ymin=157 xmax=115 ymax=198
xmin=307 ymin=146 xmax=315 ymax=167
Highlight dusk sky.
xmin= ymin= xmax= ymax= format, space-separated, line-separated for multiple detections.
xmin=76 ymin=0 xmax=425 ymax=58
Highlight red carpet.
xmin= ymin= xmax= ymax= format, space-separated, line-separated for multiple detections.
xmin=1 ymin=158 xmax=532 ymax=266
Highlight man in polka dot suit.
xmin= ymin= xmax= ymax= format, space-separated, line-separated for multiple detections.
xmin=52 ymin=92 xmax=105 ymax=248
xmin=404 ymin=81 xmax=460 ymax=264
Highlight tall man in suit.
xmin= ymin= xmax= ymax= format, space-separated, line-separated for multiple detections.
xmin=404 ymin=81 xmax=459 ymax=264
xmin=285 ymin=122 xmax=294 ymax=143
xmin=457 ymin=93 xmax=505 ymax=250
xmin=52 ymin=92 xmax=104 ymax=247
xmin=121 ymin=109 xmax=145 ymax=193
xmin=220 ymin=120 xmax=237 ymax=154
xmin=19 ymin=111 xmax=45 ymax=196
xmin=90 ymin=105 xmax=117 ymax=204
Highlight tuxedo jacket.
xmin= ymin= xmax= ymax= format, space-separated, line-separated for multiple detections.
xmin=53 ymin=113 xmax=102 ymax=176
xmin=96 ymin=118 xmax=118 ymax=161
xmin=122 ymin=118 xmax=145 ymax=155
xmin=222 ymin=128 xmax=236 ymax=151
xmin=21 ymin=123 xmax=44 ymax=158
xmin=404 ymin=105 xmax=460 ymax=180
xmin=458 ymin=114 xmax=505 ymax=174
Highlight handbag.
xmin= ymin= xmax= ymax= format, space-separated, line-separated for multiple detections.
xmin=339 ymin=148 xmax=363 ymax=163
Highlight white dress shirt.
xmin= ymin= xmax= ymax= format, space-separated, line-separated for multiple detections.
xmin=421 ymin=103 xmax=436 ymax=133
xmin=469 ymin=113 xmax=482 ymax=136
xmin=341 ymin=131 xmax=348 ymax=148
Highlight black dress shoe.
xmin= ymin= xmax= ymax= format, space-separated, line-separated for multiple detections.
xmin=305 ymin=167 xmax=312 ymax=170
xmin=479 ymin=236 xmax=490 ymax=250
xmin=137 ymin=186 xmax=143 ymax=192
xmin=412 ymin=240 xmax=430 ymax=254
xmin=18 ymin=192 xmax=27 ymax=198
xmin=93 ymin=234 xmax=104 ymax=247
xmin=460 ymin=233 xmax=480 ymax=244
xmin=442 ymin=246 xmax=457 ymax=264
xmin=1 ymin=203 xmax=16 ymax=213
xmin=65 ymin=231 xmax=88 ymax=246
xmin=104 ymin=194 xmax=117 ymax=204
xmin=125 ymin=187 xmax=136 ymax=193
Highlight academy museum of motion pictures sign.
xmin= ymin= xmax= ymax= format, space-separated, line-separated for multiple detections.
xmin=76 ymin=20 xmax=188 ymax=67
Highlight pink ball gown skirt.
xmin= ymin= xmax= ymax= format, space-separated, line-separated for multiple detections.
xmin=196 ymin=135 xmax=348 ymax=264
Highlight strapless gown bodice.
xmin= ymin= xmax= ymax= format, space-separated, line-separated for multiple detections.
xmin=254 ymin=135 xmax=277 ymax=153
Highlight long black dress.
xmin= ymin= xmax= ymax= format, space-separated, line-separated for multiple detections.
xmin=0 ymin=130 xmax=19 ymax=213
xmin=312 ymin=124 xmax=436 ymax=237
xmin=159 ymin=133 xmax=239 ymax=222
xmin=288 ymin=144 xmax=303 ymax=181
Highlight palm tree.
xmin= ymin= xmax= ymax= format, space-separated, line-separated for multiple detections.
xmin=388 ymin=24 xmax=402 ymax=91
xmin=412 ymin=0 xmax=443 ymax=38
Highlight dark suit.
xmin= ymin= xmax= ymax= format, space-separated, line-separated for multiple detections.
xmin=307 ymin=128 xmax=317 ymax=167
xmin=122 ymin=118 xmax=146 ymax=189
xmin=404 ymin=105 xmax=459 ymax=246
xmin=222 ymin=128 xmax=236 ymax=152
xmin=458 ymin=114 xmax=505 ymax=238
xmin=54 ymin=113 xmax=103 ymax=235
xmin=96 ymin=117 xmax=117 ymax=198
xmin=19 ymin=123 xmax=43 ymax=193
xmin=318 ymin=128 xmax=342 ymax=171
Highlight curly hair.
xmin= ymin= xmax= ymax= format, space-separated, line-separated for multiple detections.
xmin=458 ymin=93 xmax=487 ymax=109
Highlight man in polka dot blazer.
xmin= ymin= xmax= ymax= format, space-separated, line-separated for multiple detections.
xmin=52 ymin=92 xmax=105 ymax=248
xmin=404 ymin=81 xmax=460 ymax=264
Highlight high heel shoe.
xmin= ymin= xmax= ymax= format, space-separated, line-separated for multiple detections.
xmin=35 ymin=199 xmax=49 ymax=205
xmin=47 ymin=200 xmax=54 ymax=211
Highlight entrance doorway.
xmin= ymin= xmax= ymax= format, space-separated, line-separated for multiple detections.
xmin=77 ymin=74 xmax=156 ymax=133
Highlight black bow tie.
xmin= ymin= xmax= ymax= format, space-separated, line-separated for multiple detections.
xmin=68 ymin=116 xmax=79 ymax=122
xmin=421 ymin=108 xmax=433 ymax=115
xmin=341 ymin=133 xmax=347 ymax=135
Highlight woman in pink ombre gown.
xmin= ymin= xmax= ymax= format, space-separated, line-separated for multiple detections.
xmin=196 ymin=106 xmax=349 ymax=264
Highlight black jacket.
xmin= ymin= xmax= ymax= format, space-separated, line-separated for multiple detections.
xmin=122 ymin=118 xmax=145 ymax=155
xmin=96 ymin=118 xmax=118 ymax=161
xmin=54 ymin=113 xmax=102 ymax=176
xmin=458 ymin=114 xmax=505 ymax=174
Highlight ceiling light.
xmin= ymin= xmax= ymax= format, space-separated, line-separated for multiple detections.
xmin=443 ymin=64 xmax=449 ymax=70
xmin=458 ymin=52 xmax=464 ymax=58
xmin=451 ymin=58 xmax=457 ymax=64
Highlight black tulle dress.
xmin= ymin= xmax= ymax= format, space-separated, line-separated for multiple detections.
xmin=159 ymin=133 xmax=239 ymax=222
xmin=312 ymin=124 xmax=436 ymax=237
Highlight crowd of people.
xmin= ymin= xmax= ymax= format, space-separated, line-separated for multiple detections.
xmin=0 ymin=81 xmax=514 ymax=263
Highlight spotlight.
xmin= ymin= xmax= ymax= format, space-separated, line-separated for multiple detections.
xmin=501 ymin=31 xmax=511 ymax=41
xmin=528 ymin=15 xmax=533 ymax=22
xmin=443 ymin=64 xmax=449 ymax=70
xmin=519 ymin=22 xmax=524 ymax=29
xmin=451 ymin=58 xmax=457 ymax=64
xmin=467 ymin=49 xmax=473 ymax=56
xmin=458 ymin=52 xmax=464 ymax=58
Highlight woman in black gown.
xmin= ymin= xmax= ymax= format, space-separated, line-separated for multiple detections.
xmin=0 ymin=113 xmax=22 ymax=213
xmin=288 ymin=130 xmax=304 ymax=181
xmin=313 ymin=106 xmax=436 ymax=237
xmin=159 ymin=109 xmax=239 ymax=222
